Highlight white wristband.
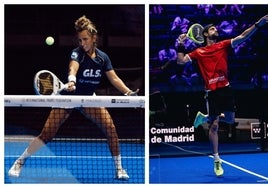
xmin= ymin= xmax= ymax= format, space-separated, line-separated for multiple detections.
xmin=68 ymin=75 xmax=76 ymax=83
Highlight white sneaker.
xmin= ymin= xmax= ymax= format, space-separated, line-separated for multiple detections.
xmin=8 ymin=159 xmax=24 ymax=177
xmin=193 ymin=111 xmax=208 ymax=128
xmin=116 ymin=168 xmax=129 ymax=180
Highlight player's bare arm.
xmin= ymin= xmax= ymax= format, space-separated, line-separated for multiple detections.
xmin=232 ymin=14 xmax=268 ymax=48
xmin=176 ymin=33 xmax=191 ymax=65
xmin=105 ymin=70 xmax=139 ymax=95
xmin=67 ymin=60 xmax=79 ymax=91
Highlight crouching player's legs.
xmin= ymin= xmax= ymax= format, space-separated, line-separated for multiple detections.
xmin=81 ymin=107 xmax=129 ymax=180
xmin=8 ymin=108 xmax=72 ymax=177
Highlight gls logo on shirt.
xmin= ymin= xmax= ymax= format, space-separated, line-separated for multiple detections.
xmin=83 ymin=69 xmax=101 ymax=77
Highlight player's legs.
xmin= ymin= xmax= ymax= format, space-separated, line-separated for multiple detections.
xmin=8 ymin=108 xmax=72 ymax=177
xmin=80 ymin=107 xmax=129 ymax=180
xmin=28 ymin=108 xmax=72 ymax=152
xmin=81 ymin=107 xmax=120 ymax=155
xmin=207 ymin=90 xmax=224 ymax=176
xmin=220 ymin=111 xmax=236 ymax=137
xmin=206 ymin=91 xmax=220 ymax=156
xmin=210 ymin=87 xmax=236 ymax=175
xmin=209 ymin=118 xmax=219 ymax=155
xmin=219 ymin=86 xmax=236 ymax=138
xmin=208 ymin=116 xmax=224 ymax=176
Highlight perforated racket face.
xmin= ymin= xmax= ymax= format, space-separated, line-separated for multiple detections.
xmin=36 ymin=72 xmax=54 ymax=95
xmin=34 ymin=70 xmax=67 ymax=95
xmin=188 ymin=24 xmax=204 ymax=44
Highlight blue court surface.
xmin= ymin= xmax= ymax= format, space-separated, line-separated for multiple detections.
xmin=4 ymin=140 xmax=145 ymax=184
xmin=150 ymin=152 xmax=268 ymax=184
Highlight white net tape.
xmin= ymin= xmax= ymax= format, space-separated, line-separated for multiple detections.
xmin=4 ymin=95 xmax=145 ymax=108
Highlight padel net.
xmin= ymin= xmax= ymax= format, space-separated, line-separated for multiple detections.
xmin=4 ymin=95 xmax=145 ymax=184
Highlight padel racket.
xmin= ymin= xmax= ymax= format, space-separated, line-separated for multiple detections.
xmin=186 ymin=23 xmax=204 ymax=44
xmin=34 ymin=70 xmax=73 ymax=95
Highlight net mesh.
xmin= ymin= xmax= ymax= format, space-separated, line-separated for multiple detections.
xmin=4 ymin=95 xmax=145 ymax=184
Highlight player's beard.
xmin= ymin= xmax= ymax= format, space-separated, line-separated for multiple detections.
xmin=208 ymin=31 xmax=219 ymax=40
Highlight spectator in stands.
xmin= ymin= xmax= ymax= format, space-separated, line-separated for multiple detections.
xmin=181 ymin=62 xmax=200 ymax=86
xmin=214 ymin=5 xmax=228 ymax=15
xmin=229 ymin=4 xmax=244 ymax=15
xmin=171 ymin=15 xmax=190 ymax=33
xmin=153 ymin=42 xmax=178 ymax=82
xmin=234 ymin=41 xmax=252 ymax=56
xmin=175 ymin=36 xmax=199 ymax=52
xmin=215 ymin=4 xmax=244 ymax=16
xmin=150 ymin=4 xmax=164 ymax=15
xmin=170 ymin=62 xmax=200 ymax=86
xmin=158 ymin=42 xmax=177 ymax=64
xmin=197 ymin=4 xmax=215 ymax=15
xmin=219 ymin=20 xmax=238 ymax=37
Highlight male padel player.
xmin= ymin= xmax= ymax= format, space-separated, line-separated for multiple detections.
xmin=177 ymin=15 xmax=268 ymax=176
xmin=8 ymin=15 xmax=139 ymax=180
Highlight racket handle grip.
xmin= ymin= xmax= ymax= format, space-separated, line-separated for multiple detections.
xmin=64 ymin=84 xmax=76 ymax=90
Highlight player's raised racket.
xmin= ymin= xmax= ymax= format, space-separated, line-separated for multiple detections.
xmin=34 ymin=70 xmax=75 ymax=95
xmin=186 ymin=23 xmax=204 ymax=44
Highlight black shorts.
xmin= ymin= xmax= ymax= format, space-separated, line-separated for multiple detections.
xmin=206 ymin=86 xmax=236 ymax=122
